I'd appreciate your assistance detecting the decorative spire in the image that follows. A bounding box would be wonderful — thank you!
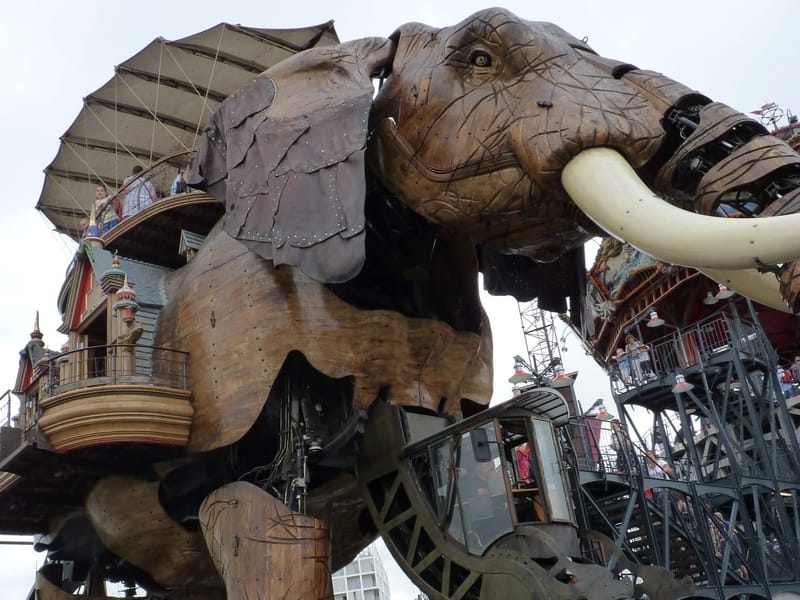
[26,311,46,366]
[30,310,43,342]
[113,275,139,325]
[100,250,126,294]
[82,206,104,250]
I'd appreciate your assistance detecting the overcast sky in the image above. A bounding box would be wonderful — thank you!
[1,1,797,597]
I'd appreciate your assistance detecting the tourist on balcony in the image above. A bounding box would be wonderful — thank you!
[777,366,794,399]
[171,166,189,195]
[122,165,157,218]
[611,348,631,386]
[791,356,800,384]
[94,185,120,233]
[625,334,655,383]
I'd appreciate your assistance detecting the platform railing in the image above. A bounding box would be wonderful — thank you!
[44,344,189,398]
[610,314,766,393]
[0,390,12,428]
[97,150,194,229]
[566,418,645,476]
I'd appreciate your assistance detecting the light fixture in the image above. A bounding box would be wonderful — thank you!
[671,373,694,393]
[646,310,665,328]
[716,283,735,300]
[550,364,574,388]
[508,355,533,384]
[702,291,720,306]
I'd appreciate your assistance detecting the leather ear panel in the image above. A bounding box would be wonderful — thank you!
[187,38,394,284]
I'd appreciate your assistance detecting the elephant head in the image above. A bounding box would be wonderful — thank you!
[188,7,800,314]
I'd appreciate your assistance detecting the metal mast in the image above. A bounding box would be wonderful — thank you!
[517,299,565,377]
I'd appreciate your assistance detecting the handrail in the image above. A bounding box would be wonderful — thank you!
[45,344,190,398]
[96,150,195,230]
[608,314,767,393]
[0,390,13,428]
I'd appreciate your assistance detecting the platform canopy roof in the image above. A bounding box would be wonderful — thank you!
[37,21,339,239]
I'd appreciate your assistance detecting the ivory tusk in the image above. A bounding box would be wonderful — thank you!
[700,268,790,313]
[561,147,800,270]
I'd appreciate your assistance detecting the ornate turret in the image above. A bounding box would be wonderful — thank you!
[23,311,46,369]
[113,275,139,325]
[100,251,126,294]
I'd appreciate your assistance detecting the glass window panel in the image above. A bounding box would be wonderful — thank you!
[346,563,360,575]
[347,576,361,590]
[361,573,375,587]
[532,418,573,522]
[333,578,346,593]
[456,425,513,553]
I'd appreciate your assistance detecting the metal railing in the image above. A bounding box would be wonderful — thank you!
[609,314,766,393]
[96,150,194,229]
[565,418,646,476]
[0,390,13,428]
[45,344,189,398]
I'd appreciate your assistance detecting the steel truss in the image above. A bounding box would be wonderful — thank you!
[566,303,800,599]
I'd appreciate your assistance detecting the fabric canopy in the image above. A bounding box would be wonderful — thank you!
[37,21,339,239]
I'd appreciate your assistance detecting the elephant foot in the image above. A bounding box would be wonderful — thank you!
[199,481,333,600]
[780,260,800,314]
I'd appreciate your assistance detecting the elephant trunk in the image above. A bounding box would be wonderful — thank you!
[559,65,800,313]
[651,99,800,312]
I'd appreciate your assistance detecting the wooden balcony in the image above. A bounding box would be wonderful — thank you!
[35,344,193,453]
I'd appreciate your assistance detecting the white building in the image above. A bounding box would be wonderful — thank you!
[332,545,391,600]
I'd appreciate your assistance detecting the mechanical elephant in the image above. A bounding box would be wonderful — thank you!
[85,7,800,600]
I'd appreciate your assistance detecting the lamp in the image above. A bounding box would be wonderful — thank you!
[508,355,533,384]
[716,283,735,300]
[671,373,694,393]
[646,310,665,328]
[550,364,574,388]
[702,291,720,306]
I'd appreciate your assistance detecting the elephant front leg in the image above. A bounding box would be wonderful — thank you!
[199,481,333,600]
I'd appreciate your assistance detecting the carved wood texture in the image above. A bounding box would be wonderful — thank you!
[156,226,493,452]
[200,481,333,600]
[85,476,225,595]
[38,385,193,452]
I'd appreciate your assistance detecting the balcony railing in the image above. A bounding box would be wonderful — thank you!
[609,314,767,393]
[96,150,194,229]
[45,344,189,398]
[0,390,12,428]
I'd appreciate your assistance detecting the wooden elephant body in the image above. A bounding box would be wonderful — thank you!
[29,7,800,600]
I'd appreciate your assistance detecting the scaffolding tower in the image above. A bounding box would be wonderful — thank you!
[566,302,800,599]
[517,300,565,379]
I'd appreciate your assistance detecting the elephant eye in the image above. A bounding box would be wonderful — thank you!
[470,50,492,68]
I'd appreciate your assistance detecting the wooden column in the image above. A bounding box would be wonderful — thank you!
[200,481,333,600]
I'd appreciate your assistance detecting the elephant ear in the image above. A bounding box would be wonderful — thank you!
[187,37,395,283]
